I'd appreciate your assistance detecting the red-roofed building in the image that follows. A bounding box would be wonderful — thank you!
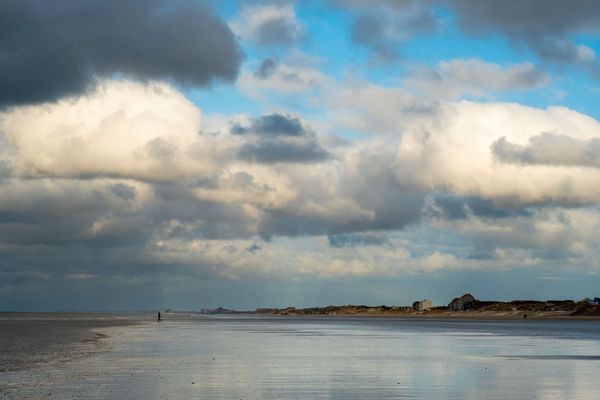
[448,293,476,311]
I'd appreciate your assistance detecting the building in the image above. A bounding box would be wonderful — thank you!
[448,293,476,311]
[412,299,433,311]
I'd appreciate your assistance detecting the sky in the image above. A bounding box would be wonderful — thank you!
[1,0,600,311]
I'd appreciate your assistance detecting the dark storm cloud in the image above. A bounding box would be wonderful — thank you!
[0,0,243,107]
[232,114,330,164]
[449,0,600,69]
[328,232,389,247]
[492,133,600,168]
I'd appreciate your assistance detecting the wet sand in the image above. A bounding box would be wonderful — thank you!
[2,314,600,399]
[0,313,140,372]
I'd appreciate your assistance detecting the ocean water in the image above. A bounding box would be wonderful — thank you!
[2,315,600,399]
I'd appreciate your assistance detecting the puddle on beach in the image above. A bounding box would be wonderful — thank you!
[2,316,600,399]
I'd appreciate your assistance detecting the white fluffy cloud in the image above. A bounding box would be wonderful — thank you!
[394,101,600,205]
[0,80,231,181]
[322,79,600,206]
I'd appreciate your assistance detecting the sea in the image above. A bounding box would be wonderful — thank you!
[2,314,600,399]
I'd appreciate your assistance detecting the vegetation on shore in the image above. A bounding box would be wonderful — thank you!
[199,300,600,318]
[257,300,600,317]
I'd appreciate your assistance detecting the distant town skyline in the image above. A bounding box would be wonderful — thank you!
[1,0,600,310]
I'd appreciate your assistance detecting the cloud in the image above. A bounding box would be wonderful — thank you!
[231,4,303,46]
[255,58,279,79]
[323,80,600,206]
[13,82,598,255]
[109,183,137,200]
[232,113,305,136]
[0,80,421,255]
[492,133,600,168]
[449,0,600,71]
[0,80,231,181]
[231,114,331,164]
[429,195,529,220]
[392,101,600,206]
[238,141,331,164]
[240,57,325,95]
[336,0,439,63]
[338,0,600,71]
[0,178,154,246]
[324,81,425,135]
[405,59,549,99]
[450,207,600,262]
[3,76,600,302]
[450,0,600,39]
[0,0,242,107]
[351,13,403,63]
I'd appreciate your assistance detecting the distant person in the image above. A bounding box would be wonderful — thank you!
[158,312,162,322]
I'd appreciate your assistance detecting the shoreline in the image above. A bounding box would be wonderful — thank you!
[241,299,600,320]
[250,311,600,321]
[251,312,600,322]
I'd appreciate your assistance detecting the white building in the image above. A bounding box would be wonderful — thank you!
[412,299,433,311]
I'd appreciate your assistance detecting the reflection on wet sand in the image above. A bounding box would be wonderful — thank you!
[2,315,600,399]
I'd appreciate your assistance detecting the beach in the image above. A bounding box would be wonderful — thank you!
[2,313,600,399]
[0,313,139,373]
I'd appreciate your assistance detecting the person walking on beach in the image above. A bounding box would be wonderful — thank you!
[158,311,161,322]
